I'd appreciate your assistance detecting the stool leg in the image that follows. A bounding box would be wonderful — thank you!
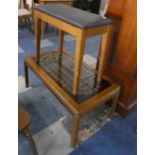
[25,127,38,155]
[73,32,86,95]
[58,30,64,66]
[35,17,41,64]
[24,62,29,88]
[71,114,80,147]
[59,30,64,56]
[97,26,110,81]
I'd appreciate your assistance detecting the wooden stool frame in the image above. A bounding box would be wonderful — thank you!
[35,9,109,95]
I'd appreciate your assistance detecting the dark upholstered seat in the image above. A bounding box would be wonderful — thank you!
[35,4,113,29]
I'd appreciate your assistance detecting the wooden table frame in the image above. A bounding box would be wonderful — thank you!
[24,50,120,147]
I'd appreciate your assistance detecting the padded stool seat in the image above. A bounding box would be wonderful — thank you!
[35,4,113,29]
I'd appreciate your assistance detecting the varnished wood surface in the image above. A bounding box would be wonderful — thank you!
[97,26,110,81]
[35,17,42,63]
[58,30,64,56]
[113,0,137,76]
[18,105,31,132]
[73,31,86,95]
[107,0,126,17]
[103,0,137,116]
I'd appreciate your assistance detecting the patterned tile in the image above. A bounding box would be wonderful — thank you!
[64,35,75,42]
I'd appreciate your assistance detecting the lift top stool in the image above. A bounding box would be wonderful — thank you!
[34,4,114,95]
[24,4,120,147]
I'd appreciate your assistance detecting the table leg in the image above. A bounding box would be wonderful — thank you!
[24,62,29,88]
[71,114,80,147]
[109,93,120,118]
[59,29,64,56]
[97,26,110,81]
[73,32,86,95]
[35,17,42,64]
[25,127,38,155]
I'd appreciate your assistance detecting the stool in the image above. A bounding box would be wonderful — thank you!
[34,4,113,95]
[18,105,38,155]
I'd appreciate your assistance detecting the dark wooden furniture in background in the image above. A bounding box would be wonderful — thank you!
[102,0,137,116]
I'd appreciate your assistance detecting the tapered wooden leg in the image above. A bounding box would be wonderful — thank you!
[59,29,64,55]
[109,93,119,118]
[25,127,38,155]
[35,17,41,64]
[97,26,110,81]
[71,114,80,147]
[24,62,29,88]
[73,32,86,95]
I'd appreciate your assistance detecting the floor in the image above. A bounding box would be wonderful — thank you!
[18,26,137,155]
[69,109,137,155]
